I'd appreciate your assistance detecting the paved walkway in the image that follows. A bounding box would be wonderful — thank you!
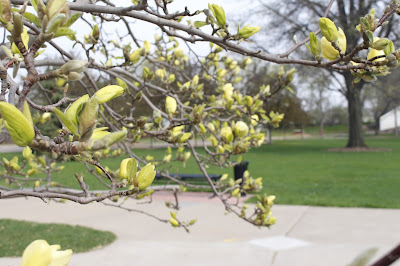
[0,192,399,266]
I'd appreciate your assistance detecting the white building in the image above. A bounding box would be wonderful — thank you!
[380,107,400,131]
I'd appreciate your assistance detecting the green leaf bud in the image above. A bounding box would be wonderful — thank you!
[309,32,321,58]
[209,4,226,27]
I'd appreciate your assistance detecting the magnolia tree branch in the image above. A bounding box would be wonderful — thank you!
[10,0,396,71]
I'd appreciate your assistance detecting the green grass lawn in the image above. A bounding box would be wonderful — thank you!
[1,137,400,208]
[0,219,116,257]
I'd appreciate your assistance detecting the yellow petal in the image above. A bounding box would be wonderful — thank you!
[21,240,52,266]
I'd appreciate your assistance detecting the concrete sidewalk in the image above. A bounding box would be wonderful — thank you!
[0,193,399,266]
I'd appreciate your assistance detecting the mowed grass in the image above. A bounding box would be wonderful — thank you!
[1,137,400,208]
[0,219,116,257]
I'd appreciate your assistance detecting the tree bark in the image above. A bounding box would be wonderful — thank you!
[344,73,367,147]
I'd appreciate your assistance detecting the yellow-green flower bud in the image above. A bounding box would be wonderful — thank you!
[90,130,127,151]
[165,96,177,115]
[199,123,206,134]
[60,60,88,75]
[27,168,38,176]
[222,83,234,100]
[77,96,99,142]
[266,216,277,225]
[94,85,125,104]
[221,126,233,143]
[116,78,128,90]
[251,115,259,126]
[129,48,142,64]
[231,188,240,197]
[67,72,84,81]
[174,48,183,58]
[0,101,34,147]
[134,163,156,190]
[179,132,192,143]
[119,158,137,182]
[163,154,172,163]
[321,28,346,61]
[23,146,33,160]
[319,18,338,42]
[183,151,191,161]
[370,37,389,50]
[155,68,166,79]
[234,121,249,138]
[170,217,179,227]
[144,40,151,53]
[238,25,261,39]
[243,96,253,107]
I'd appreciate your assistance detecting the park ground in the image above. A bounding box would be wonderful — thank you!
[0,134,400,265]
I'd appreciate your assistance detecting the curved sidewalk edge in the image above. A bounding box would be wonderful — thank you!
[0,195,399,266]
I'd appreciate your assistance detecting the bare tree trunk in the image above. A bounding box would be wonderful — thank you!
[345,74,367,148]
[394,107,399,137]
[374,115,380,135]
[267,126,272,144]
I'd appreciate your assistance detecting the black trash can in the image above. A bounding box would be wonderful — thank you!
[234,161,249,181]
[234,161,249,197]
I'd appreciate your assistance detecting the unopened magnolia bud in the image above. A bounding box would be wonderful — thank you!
[23,146,33,160]
[90,130,127,150]
[199,123,206,134]
[221,126,233,143]
[370,38,389,50]
[0,101,34,147]
[94,85,125,104]
[183,151,191,161]
[12,12,23,38]
[67,72,84,81]
[60,60,88,75]
[243,96,253,107]
[234,121,249,138]
[129,48,142,64]
[238,25,261,39]
[321,28,347,61]
[384,41,395,56]
[179,132,192,143]
[119,158,137,182]
[319,18,338,42]
[78,96,99,142]
[65,94,89,125]
[170,217,179,227]
[231,188,240,197]
[165,96,177,115]
[134,163,156,190]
